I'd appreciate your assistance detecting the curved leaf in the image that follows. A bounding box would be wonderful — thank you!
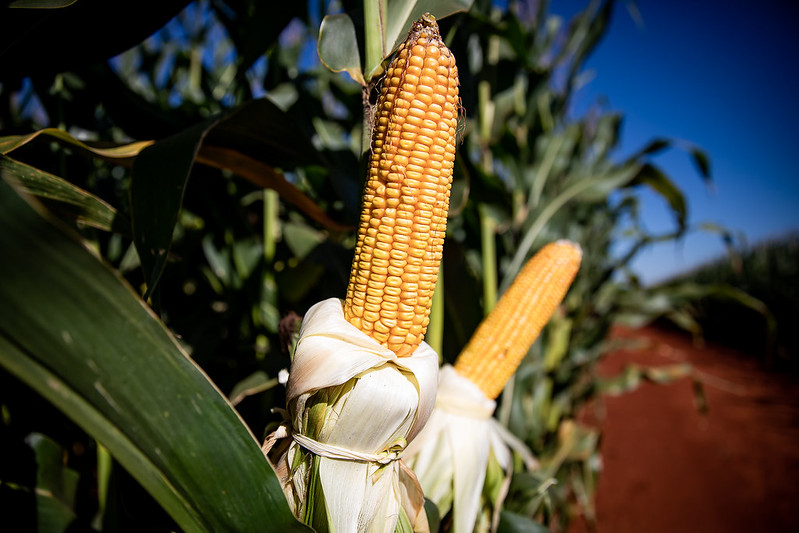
[131,116,219,300]
[630,162,687,232]
[0,128,153,163]
[0,155,129,233]
[132,98,346,298]
[318,14,366,86]
[9,0,77,8]
[0,179,309,533]
[196,146,349,232]
[690,146,712,181]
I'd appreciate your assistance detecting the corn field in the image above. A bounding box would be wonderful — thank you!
[0,1,742,531]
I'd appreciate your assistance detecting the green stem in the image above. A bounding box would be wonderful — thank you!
[479,205,497,315]
[96,443,111,522]
[263,188,278,264]
[426,261,444,359]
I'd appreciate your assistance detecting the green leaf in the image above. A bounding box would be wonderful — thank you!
[0,180,310,533]
[690,146,712,181]
[633,137,671,157]
[319,2,474,84]
[9,0,77,9]
[0,155,129,234]
[229,371,280,407]
[630,162,687,232]
[202,98,324,170]
[132,98,345,299]
[0,128,152,162]
[503,165,639,291]
[27,433,80,531]
[423,498,441,533]
[318,14,366,86]
[384,0,475,55]
[132,116,218,300]
[497,510,550,533]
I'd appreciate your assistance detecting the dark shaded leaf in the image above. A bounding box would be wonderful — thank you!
[630,162,687,232]
[497,510,549,533]
[0,155,129,233]
[0,179,310,532]
[131,116,219,300]
[0,0,191,80]
[9,0,77,8]
[202,98,324,170]
[196,145,349,231]
[690,146,712,181]
[0,128,152,163]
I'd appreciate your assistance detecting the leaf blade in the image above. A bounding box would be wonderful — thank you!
[0,180,309,532]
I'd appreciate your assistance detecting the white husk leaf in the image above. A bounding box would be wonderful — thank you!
[268,298,438,533]
[404,365,536,533]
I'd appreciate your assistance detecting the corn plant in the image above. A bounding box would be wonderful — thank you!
[0,0,743,531]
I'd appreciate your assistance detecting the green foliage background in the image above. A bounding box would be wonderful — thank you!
[0,0,756,531]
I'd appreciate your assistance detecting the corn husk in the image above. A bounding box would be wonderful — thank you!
[265,298,438,532]
[404,365,536,533]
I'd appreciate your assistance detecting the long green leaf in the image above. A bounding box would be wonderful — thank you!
[0,155,129,233]
[0,180,309,533]
[0,128,153,162]
[132,117,218,300]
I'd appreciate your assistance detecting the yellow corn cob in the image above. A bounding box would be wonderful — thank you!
[454,240,582,399]
[343,13,459,358]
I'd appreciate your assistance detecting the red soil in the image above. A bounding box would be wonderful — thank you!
[569,326,799,533]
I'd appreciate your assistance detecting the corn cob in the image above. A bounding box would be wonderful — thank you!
[454,240,582,399]
[343,13,459,358]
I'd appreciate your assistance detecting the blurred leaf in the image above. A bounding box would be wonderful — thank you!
[197,146,349,231]
[0,179,310,532]
[202,98,324,170]
[504,167,639,291]
[318,14,366,86]
[132,98,344,299]
[27,433,79,531]
[689,146,712,181]
[9,0,77,7]
[0,155,129,233]
[423,498,441,533]
[229,371,280,407]
[216,0,305,70]
[632,137,670,158]
[497,510,549,533]
[630,162,687,232]
[283,222,326,260]
[384,0,475,55]
[35,492,77,533]
[0,128,153,163]
[0,0,191,79]
[599,363,694,395]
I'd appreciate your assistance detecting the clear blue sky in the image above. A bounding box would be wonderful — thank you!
[552,0,799,284]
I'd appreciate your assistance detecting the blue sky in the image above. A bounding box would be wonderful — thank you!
[552,0,799,284]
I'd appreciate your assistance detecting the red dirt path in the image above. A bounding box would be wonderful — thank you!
[569,326,799,533]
